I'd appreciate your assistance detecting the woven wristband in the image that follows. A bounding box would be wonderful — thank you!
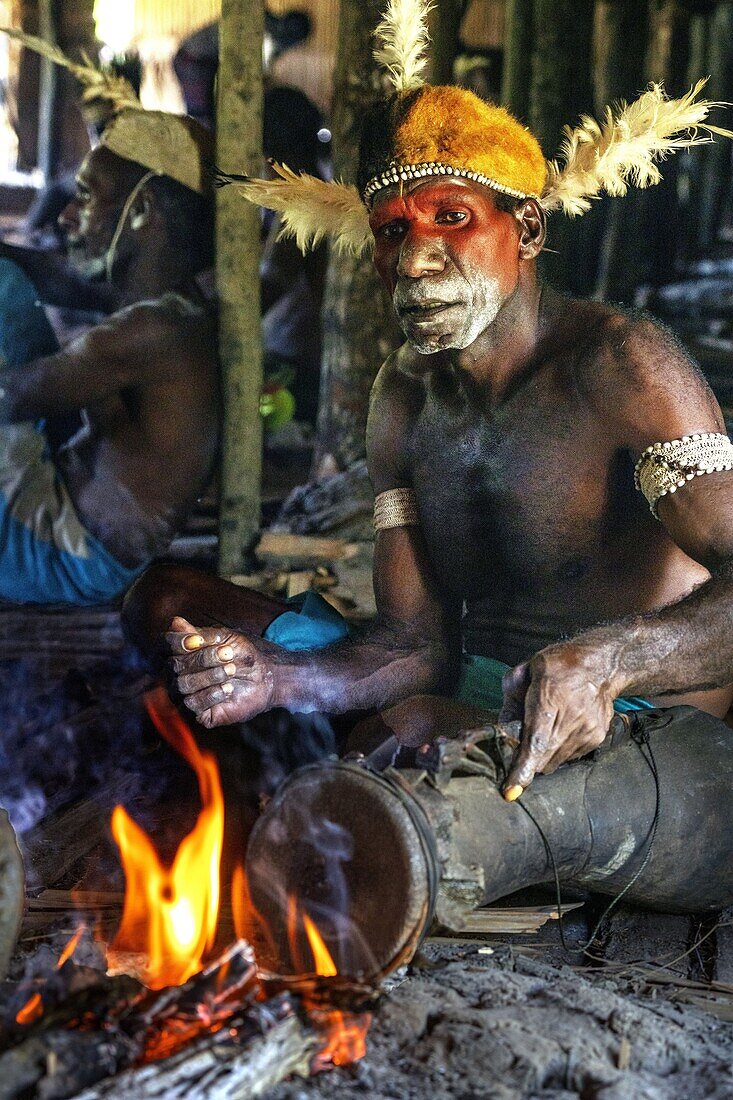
[374,487,419,531]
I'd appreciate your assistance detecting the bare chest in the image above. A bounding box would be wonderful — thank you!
[404,384,637,600]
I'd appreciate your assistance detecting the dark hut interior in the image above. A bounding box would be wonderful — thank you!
[0,1,731,1097]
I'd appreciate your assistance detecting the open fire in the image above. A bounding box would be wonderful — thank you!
[108,688,223,990]
[9,686,371,1088]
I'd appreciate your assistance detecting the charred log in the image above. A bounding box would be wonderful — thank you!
[0,942,315,1100]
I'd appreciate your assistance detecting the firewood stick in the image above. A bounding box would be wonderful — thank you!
[74,1003,316,1099]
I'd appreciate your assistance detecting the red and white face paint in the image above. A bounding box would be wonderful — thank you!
[369,178,521,354]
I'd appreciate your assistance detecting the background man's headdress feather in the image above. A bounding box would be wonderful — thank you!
[0,27,140,119]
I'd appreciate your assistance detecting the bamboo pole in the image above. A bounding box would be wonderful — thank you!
[36,0,58,179]
[216,0,264,576]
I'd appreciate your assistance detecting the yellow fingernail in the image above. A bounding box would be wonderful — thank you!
[504,784,524,802]
[218,645,234,662]
[222,682,233,695]
[224,663,236,676]
[183,634,204,652]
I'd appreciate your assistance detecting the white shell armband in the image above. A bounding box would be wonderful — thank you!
[373,487,419,531]
[634,432,733,518]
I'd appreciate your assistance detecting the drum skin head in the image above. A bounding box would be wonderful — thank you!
[245,761,437,984]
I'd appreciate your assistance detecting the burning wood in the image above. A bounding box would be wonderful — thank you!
[74,998,316,1100]
[0,687,376,1098]
[0,940,316,1099]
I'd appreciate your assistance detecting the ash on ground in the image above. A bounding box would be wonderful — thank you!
[268,940,733,1100]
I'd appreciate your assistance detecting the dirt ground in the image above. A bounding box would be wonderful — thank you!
[269,940,733,1100]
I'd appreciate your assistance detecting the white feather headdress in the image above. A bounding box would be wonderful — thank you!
[0,27,140,123]
[373,0,433,93]
[541,80,733,216]
[216,164,372,257]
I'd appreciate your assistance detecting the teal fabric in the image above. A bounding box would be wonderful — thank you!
[455,654,508,711]
[455,653,653,713]
[263,588,351,651]
[0,257,58,368]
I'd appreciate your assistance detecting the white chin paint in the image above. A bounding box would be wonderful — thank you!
[396,268,505,355]
[69,252,108,281]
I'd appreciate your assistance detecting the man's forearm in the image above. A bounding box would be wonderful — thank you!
[269,625,454,714]
[574,563,733,698]
[0,242,117,312]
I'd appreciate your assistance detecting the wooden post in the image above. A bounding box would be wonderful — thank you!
[529,0,595,293]
[593,0,650,301]
[593,0,650,113]
[501,0,533,120]
[216,0,264,576]
[36,0,58,179]
[597,0,692,300]
[642,0,691,284]
[695,2,733,251]
[313,0,402,474]
[429,0,470,86]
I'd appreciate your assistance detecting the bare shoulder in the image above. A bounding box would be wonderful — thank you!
[115,294,213,346]
[367,344,424,492]
[568,301,724,451]
[370,343,426,412]
[80,294,216,377]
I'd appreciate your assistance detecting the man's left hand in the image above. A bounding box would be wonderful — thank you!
[499,642,619,798]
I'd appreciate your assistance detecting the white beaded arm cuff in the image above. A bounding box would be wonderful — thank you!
[634,432,733,518]
[373,487,419,531]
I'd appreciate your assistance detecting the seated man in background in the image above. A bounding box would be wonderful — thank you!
[0,101,219,605]
[128,5,733,797]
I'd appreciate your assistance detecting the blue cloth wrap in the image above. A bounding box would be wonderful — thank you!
[265,590,653,712]
[264,589,352,650]
[0,258,144,605]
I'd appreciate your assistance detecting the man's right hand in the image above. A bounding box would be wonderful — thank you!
[167,615,277,727]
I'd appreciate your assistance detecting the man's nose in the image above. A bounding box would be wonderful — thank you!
[396,231,446,278]
[57,198,80,236]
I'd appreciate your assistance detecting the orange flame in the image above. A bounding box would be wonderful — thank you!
[15,924,86,1026]
[108,687,224,990]
[302,910,370,1067]
[15,991,43,1026]
[57,924,86,968]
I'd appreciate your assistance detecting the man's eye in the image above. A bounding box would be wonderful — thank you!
[436,210,467,224]
[377,221,406,240]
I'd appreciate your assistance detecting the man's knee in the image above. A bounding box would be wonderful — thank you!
[121,562,201,653]
[349,694,496,752]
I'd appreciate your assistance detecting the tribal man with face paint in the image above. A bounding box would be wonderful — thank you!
[129,1,733,799]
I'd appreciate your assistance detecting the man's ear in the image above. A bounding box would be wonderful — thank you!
[515,198,546,259]
[129,186,154,231]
